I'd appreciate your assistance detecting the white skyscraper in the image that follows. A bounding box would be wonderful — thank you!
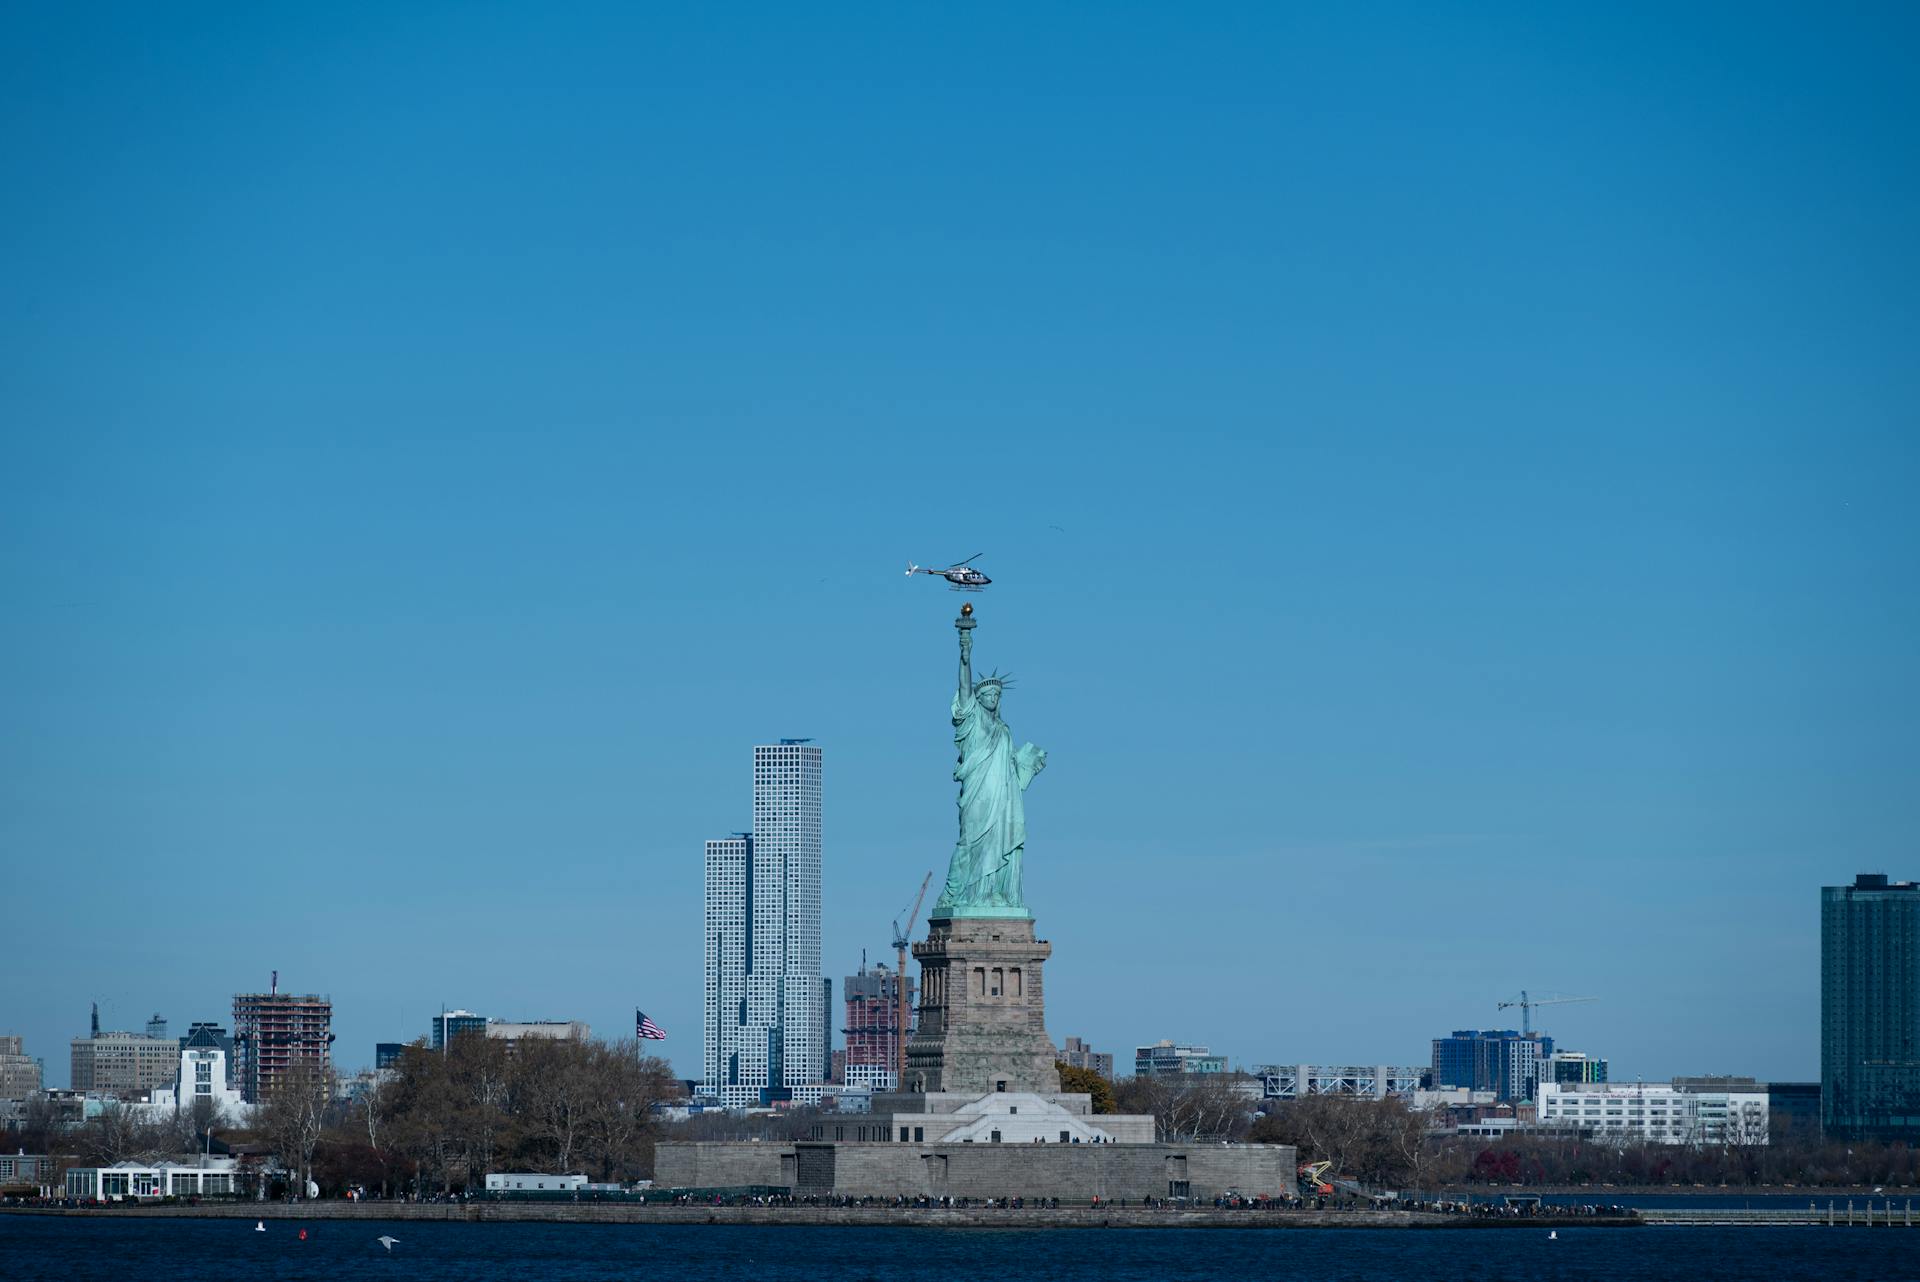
[702,835,752,1103]
[703,740,824,1107]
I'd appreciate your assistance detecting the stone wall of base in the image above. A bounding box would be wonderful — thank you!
[656,1141,1297,1201]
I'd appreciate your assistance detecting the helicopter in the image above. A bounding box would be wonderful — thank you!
[905,553,991,591]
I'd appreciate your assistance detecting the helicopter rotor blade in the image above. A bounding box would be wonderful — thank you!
[954,553,983,567]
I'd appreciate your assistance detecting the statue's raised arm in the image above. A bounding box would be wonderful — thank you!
[957,622,974,707]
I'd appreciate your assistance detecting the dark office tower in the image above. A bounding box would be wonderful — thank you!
[1822,874,1920,1140]
[430,1010,487,1050]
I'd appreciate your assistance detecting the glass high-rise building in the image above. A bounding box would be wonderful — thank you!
[1545,1051,1609,1085]
[1822,873,1920,1140]
[430,1010,487,1050]
[703,834,752,1101]
[703,740,824,1107]
[1430,1029,1553,1101]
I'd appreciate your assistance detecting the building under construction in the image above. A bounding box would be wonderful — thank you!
[232,973,333,1104]
[842,960,914,1090]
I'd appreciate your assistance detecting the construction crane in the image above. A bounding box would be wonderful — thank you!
[892,872,933,1086]
[1497,989,1597,1037]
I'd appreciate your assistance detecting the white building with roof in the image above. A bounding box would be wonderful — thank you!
[130,1043,253,1125]
[485,1172,587,1192]
[1536,1081,1768,1145]
[65,1157,245,1201]
[893,1092,1134,1144]
[485,1020,590,1045]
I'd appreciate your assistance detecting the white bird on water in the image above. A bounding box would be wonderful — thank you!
[1548,1230,1558,1241]
[376,1236,401,1252]
[254,1221,265,1232]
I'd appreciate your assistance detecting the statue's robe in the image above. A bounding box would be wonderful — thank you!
[941,687,1037,910]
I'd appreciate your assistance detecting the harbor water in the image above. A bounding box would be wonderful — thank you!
[3,1217,1916,1281]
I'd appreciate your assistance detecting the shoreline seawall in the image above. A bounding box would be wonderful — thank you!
[1,1203,1637,1229]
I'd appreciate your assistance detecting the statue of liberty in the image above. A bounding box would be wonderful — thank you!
[937,607,1047,917]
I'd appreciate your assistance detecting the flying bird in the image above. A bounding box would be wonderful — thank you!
[377,1235,401,1251]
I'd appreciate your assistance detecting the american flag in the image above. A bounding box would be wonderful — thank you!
[636,1010,667,1041]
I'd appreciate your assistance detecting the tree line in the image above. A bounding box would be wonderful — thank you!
[321,1036,678,1194]
[1079,1070,1920,1192]
[18,1054,1920,1196]
[18,1036,677,1197]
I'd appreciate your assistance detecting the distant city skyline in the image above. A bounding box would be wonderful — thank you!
[5,4,1916,1091]
[7,869,1904,1094]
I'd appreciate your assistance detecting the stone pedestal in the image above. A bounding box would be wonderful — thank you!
[903,915,1060,1095]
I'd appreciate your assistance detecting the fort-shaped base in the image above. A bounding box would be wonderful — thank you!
[904,916,1060,1095]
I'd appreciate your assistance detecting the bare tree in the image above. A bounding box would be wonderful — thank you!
[80,1101,168,1165]
[81,1101,134,1164]
[154,1095,227,1156]
[451,1037,517,1184]
[1114,1073,1255,1141]
[259,1064,331,1196]
[1383,1099,1440,1191]
[1718,1103,1772,1186]
[1255,1094,1372,1179]
[581,1043,677,1181]
[354,1073,389,1153]
[519,1040,593,1173]
[12,1093,61,1154]
[1250,1094,1448,1189]
[389,1050,461,1194]
[342,1071,407,1196]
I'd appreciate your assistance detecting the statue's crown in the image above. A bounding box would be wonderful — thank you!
[975,669,1014,691]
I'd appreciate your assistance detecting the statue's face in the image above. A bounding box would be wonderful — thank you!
[978,685,1001,711]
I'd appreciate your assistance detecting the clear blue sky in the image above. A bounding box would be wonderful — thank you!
[4,3,1915,1088]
